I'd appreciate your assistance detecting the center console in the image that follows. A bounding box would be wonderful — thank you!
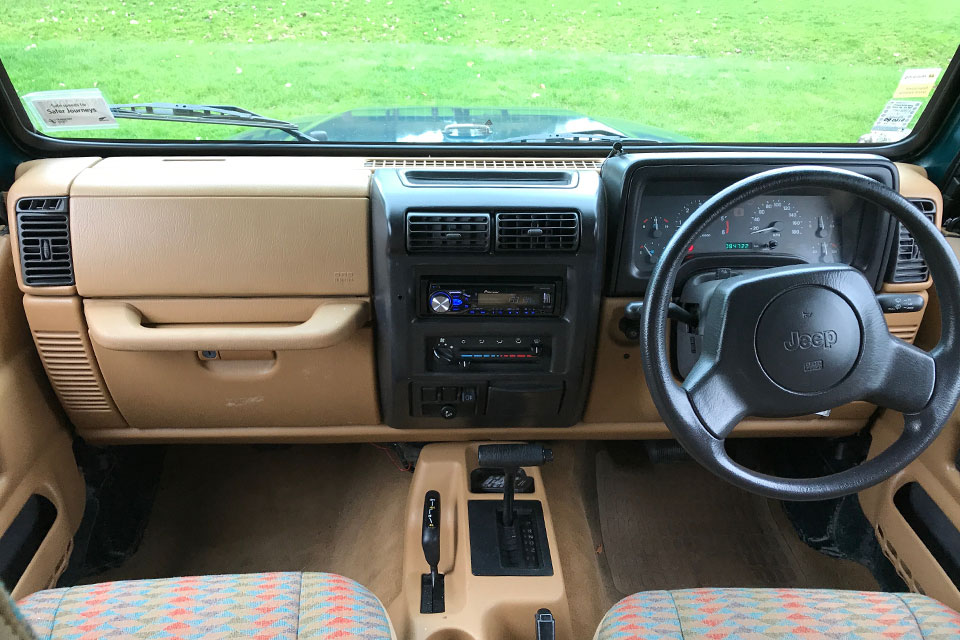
[371,169,605,429]
[391,442,572,640]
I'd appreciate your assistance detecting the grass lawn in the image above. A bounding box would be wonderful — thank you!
[0,0,956,143]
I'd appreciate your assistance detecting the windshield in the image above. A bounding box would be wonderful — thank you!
[0,1,956,145]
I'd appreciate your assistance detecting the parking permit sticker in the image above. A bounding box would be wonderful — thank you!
[22,89,117,131]
[872,100,922,132]
[893,68,941,99]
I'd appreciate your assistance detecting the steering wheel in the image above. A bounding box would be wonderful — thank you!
[640,166,960,501]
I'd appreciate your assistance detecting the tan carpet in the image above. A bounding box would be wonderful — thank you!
[541,442,622,640]
[595,446,880,595]
[84,444,413,606]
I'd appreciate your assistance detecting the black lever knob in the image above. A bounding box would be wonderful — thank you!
[478,443,553,468]
[478,444,553,528]
[421,490,441,586]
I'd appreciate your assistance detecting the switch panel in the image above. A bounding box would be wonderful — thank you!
[415,384,480,419]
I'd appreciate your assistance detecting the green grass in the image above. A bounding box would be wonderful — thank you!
[0,0,956,143]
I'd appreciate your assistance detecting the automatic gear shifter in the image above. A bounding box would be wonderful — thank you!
[477,444,553,526]
[469,444,555,576]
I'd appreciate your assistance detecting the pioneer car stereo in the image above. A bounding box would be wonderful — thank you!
[421,280,559,317]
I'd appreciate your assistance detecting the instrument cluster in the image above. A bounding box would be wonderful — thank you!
[635,193,843,268]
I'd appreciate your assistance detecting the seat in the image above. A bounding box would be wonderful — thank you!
[595,588,960,639]
[14,572,395,640]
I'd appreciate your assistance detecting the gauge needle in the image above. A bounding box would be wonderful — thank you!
[750,223,780,235]
[641,245,655,263]
[816,215,827,238]
[650,218,662,238]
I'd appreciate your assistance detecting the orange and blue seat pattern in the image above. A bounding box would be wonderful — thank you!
[595,588,960,639]
[16,572,393,640]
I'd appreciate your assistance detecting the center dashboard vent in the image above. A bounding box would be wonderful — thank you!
[496,212,580,252]
[15,197,74,287]
[887,198,937,284]
[406,212,491,252]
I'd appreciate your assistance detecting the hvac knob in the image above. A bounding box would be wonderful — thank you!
[429,292,453,314]
[433,344,457,364]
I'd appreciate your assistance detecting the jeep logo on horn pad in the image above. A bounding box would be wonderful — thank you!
[783,330,838,351]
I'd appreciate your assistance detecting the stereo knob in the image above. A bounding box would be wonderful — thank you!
[429,292,453,314]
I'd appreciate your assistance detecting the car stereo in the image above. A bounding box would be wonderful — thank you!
[421,280,559,317]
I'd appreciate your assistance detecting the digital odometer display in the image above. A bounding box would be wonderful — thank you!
[725,242,751,250]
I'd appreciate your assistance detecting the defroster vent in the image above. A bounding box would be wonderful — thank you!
[496,211,580,252]
[15,197,74,286]
[887,198,937,284]
[406,212,490,252]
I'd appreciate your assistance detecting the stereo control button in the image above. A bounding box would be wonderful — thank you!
[429,292,452,313]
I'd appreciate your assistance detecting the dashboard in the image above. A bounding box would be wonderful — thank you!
[5,152,939,443]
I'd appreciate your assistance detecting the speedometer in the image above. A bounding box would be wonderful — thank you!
[748,199,790,249]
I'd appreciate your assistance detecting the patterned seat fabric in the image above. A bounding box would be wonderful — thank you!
[595,588,960,640]
[15,572,395,640]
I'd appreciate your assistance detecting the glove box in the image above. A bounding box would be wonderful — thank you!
[83,297,379,430]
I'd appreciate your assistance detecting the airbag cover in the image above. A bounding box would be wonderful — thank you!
[755,286,861,393]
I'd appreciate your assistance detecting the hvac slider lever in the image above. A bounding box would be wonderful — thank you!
[420,490,444,614]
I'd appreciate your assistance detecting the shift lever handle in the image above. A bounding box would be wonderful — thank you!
[478,443,554,468]
[478,444,553,527]
[421,490,441,587]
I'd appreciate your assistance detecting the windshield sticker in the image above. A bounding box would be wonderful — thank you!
[22,89,117,131]
[892,68,941,99]
[871,100,922,132]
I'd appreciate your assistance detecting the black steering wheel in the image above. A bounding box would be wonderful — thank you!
[640,166,960,501]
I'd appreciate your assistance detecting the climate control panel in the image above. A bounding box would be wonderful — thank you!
[428,336,550,371]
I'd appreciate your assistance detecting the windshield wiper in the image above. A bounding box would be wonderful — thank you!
[494,130,660,144]
[109,102,319,142]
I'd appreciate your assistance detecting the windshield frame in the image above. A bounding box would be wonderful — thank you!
[1,47,958,161]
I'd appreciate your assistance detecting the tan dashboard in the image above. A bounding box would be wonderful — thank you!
[4,156,943,443]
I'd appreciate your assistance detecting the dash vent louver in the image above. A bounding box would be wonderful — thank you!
[888,198,937,284]
[495,211,580,252]
[15,197,74,286]
[406,212,490,252]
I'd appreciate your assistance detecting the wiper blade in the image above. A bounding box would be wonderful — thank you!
[109,102,319,142]
[495,130,661,144]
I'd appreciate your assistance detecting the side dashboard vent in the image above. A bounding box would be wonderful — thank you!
[406,212,490,252]
[15,197,74,287]
[496,211,580,252]
[33,331,114,413]
[888,198,937,284]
